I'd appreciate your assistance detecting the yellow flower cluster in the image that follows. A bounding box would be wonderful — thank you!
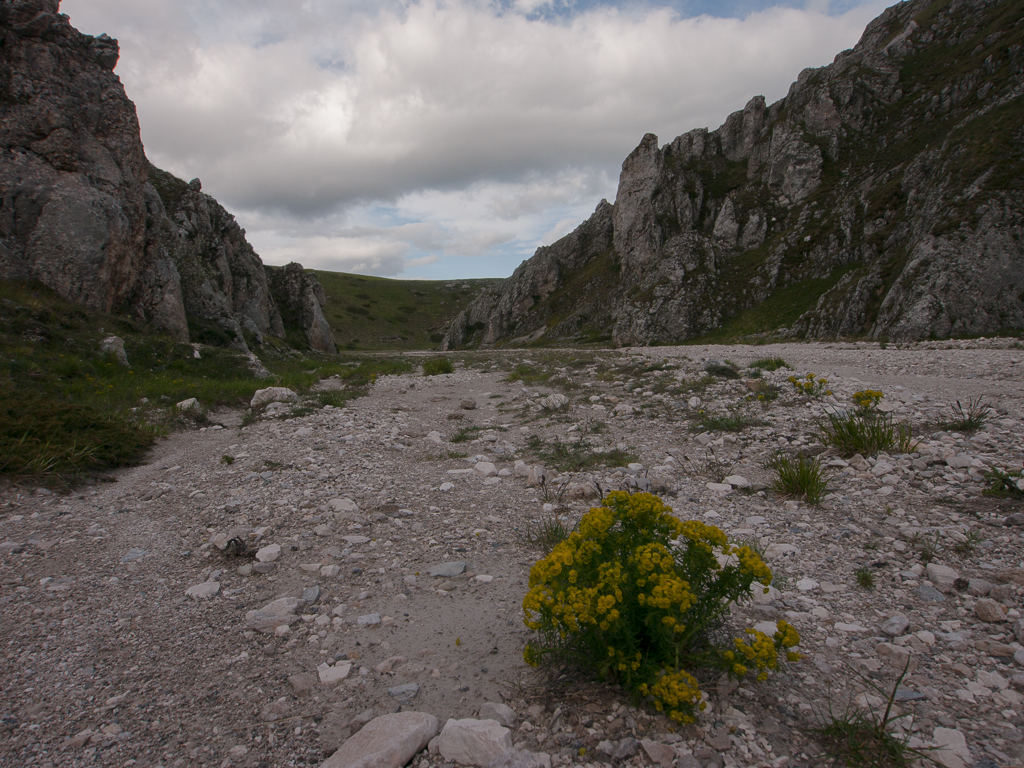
[639,669,704,724]
[788,373,833,398]
[852,389,884,410]
[732,546,772,586]
[521,491,801,725]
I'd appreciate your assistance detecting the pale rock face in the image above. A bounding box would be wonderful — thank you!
[442,0,1024,348]
[0,7,329,350]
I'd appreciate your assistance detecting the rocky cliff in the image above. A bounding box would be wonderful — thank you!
[0,0,333,353]
[444,0,1024,349]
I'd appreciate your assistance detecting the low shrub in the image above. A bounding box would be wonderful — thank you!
[422,357,454,376]
[522,491,800,724]
[705,363,740,379]
[766,452,829,505]
[818,411,915,457]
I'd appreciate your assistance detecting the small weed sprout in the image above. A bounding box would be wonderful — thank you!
[788,373,832,398]
[953,531,982,557]
[522,492,800,724]
[855,567,876,590]
[984,468,1024,499]
[813,662,936,768]
[766,452,829,505]
[220,455,234,465]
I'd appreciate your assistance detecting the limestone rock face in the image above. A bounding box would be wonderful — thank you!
[0,3,327,352]
[266,262,336,353]
[445,0,1024,348]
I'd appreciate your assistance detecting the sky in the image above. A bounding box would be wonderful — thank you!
[61,0,890,280]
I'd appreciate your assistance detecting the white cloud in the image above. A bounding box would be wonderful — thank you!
[61,0,888,277]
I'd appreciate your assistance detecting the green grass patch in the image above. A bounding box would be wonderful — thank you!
[422,356,454,376]
[693,412,763,433]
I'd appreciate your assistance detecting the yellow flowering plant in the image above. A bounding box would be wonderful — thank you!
[852,389,884,411]
[522,491,799,724]
[788,373,832,398]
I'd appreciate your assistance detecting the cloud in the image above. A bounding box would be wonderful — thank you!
[61,0,888,277]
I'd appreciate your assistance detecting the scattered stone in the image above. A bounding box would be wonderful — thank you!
[478,702,516,727]
[914,584,946,603]
[975,598,1007,623]
[288,672,318,693]
[460,400,477,410]
[357,613,381,627]
[428,562,466,578]
[612,738,640,761]
[931,727,972,768]
[318,662,352,684]
[474,462,498,478]
[251,387,299,408]
[436,718,513,767]
[881,614,910,637]
[486,750,547,768]
[388,682,420,703]
[320,712,439,768]
[99,336,129,366]
[255,544,281,562]
[926,563,960,593]
[176,397,201,413]
[184,581,220,599]
[640,738,675,767]
[245,597,304,634]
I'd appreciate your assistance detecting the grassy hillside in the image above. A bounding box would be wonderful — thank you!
[314,271,501,350]
[0,281,411,486]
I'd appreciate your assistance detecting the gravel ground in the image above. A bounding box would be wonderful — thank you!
[2,338,1023,768]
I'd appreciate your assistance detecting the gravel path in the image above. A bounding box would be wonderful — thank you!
[2,339,1023,768]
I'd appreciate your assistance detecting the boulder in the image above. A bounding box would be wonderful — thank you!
[435,719,513,767]
[99,336,129,367]
[251,388,299,408]
[320,712,439,768]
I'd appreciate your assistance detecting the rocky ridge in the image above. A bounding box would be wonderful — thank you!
[0,1,332,353]
[2,340,1024,768]
[444,0,1024,349]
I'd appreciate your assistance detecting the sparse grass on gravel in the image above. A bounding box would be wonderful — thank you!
[812,665,937,768]
[526,435,638,472]
[766,452,829,504]
[818,411,915,457]
[939,397,991,433]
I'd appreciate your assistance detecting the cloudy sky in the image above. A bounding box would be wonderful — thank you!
[62,0,889,280]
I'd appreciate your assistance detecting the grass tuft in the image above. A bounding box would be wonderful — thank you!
[750,357,791,371]
[855,567,876,590]
[818,411,915,458]
[940,397,991,434]
[766,452,829,505]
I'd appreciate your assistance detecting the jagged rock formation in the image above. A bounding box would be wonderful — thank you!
[444,0,1024,349]
[266,262,336,353]
[0,0,329,352]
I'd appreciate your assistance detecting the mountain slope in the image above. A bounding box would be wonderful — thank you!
[443,0,1024,349]
[0,0,332,353]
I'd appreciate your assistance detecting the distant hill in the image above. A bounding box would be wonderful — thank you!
[315,272,501,350]
[443,0,1024,349]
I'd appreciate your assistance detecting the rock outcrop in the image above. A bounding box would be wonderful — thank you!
[444,0,1024,348]
[266,262,336,353]
[0,0,331,352]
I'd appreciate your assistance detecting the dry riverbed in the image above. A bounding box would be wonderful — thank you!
[2,339,1024,768]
